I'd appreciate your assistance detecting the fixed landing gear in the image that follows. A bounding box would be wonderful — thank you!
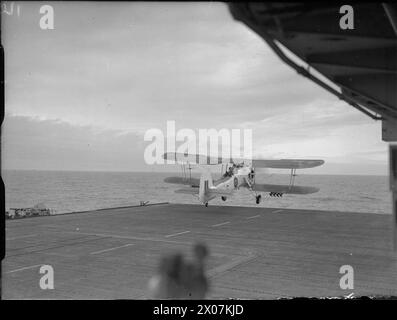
[205,202,208,207]
[221,196,227,201]
[255,194,262,204]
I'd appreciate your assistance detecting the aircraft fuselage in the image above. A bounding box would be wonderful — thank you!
[199,165,255,205]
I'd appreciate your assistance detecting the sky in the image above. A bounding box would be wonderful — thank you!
[1,1,389,175]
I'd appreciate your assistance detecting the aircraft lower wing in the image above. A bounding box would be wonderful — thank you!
[207,188,234,196]
[175,187,234,197]
[175,188,199,195]
[252,183,319,194]
[164,176,200,187]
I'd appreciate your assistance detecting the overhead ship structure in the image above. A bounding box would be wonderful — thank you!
[228,2,397,140]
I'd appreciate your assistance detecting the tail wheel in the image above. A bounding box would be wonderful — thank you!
[205,202,208,207]
[255,194,261,204]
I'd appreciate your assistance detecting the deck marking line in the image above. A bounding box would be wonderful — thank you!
[272,209,284,213]
[90,243,134,255]
[208,254,256,278]
[246,215,260,219]
[165,231,190,238]
[6,234,38,241]
[212,221,230,227]
[6,264,42,274]
[62,231,192,245]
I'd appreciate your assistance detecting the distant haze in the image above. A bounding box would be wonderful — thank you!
[2,2,388,175]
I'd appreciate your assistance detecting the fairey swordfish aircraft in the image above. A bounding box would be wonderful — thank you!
[162,152,324,207]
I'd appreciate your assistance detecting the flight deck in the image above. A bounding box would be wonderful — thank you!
[3,203,397,299]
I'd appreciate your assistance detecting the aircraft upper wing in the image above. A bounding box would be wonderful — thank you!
[163,152,324,169]
[252,159,324,169]
[252,183,319,194]
[164,176,200,187]
[163,152,234,165]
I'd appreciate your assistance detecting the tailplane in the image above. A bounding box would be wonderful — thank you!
[198,170,234,205]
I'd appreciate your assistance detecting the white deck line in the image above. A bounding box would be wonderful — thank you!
[6,264,42,274]
[211,221,230,227]
[90,244,134,255]
[272,209,284,213]
[6,234,38,241]
[246,215,260,219]
[165,231,191,238]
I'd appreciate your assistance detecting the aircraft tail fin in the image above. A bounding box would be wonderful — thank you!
[199,170,213,199]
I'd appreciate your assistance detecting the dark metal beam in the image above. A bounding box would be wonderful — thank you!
[389,145,397,250]
[312,62,397,74]
[334,74,397,118]
[307,47,397,73]
[229,3,384,121]
[383,3,397,36]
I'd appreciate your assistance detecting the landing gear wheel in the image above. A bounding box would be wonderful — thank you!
[205,202,208,207]
[221,196,227,201]
[255,194,261,204]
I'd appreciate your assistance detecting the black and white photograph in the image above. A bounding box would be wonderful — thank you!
[1,1,397,303]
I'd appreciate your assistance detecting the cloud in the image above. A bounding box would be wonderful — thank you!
[2,2,388,174]
[2,115,148,171]
[4,2,331,131]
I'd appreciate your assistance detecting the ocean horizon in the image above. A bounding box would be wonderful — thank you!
[2,169,392,215]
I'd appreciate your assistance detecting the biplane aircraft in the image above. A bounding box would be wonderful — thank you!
[162,152,324,207]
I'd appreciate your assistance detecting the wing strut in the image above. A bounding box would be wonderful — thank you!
[288,168,297,190]
[188,163,192,182]
[181,164,186,181]
[180,162,193,183]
